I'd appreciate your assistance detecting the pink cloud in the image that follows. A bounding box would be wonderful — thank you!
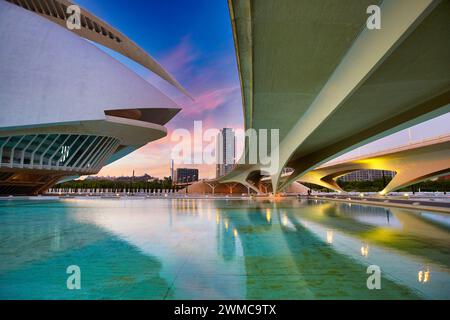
[95,36,244,179]
[160,36,198,75]
[181,85,240,115]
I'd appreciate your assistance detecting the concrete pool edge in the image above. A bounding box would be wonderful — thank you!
[1,194,449,214]
[308,196,450,214]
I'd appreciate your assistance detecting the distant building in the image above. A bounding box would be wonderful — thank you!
[216,128,236,178]
[86,173,156,182]
[116,173,155,182]
[339,170,395,182]
[174,168,199,184]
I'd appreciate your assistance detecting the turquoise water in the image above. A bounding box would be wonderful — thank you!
[0,198,449,299]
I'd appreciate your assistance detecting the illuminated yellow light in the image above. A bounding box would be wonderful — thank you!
[233,228,238,237]
[359,193,364,197]
[266,209,271,223]
[326,230,334,244]
[224,219,229,230]
[271,193,282,201]
[360,243,369,257]
[403,193,409,197]
[418,269,430,283]
[424,271,430,283]
[216,213,220,225]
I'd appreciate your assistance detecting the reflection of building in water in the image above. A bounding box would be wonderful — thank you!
[326,230,334,244]
[339,169,395,182]
[266,209,271,223]
[418,268,431,283]
[281,213,289,227]
[336,203,401,228]
[0,211,108,273]
[216,214,237,261]
[360,243,369,257]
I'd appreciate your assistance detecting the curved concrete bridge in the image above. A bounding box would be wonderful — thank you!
[188,135,449,196]
[294,134,450,195]
[220,0,450,193]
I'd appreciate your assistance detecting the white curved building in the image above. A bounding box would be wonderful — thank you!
[0,0,186,195]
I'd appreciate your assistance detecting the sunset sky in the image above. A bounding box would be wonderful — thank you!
[77,0,449,179]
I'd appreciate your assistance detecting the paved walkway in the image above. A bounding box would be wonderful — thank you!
[305,194,450,213]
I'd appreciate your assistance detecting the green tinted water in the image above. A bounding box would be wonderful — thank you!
[0,198,449,299]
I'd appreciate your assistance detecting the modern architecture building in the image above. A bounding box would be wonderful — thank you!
[220,0,450,193]
[338,170,395,182]
[0,0,187,195]
[290,134,450,195]
[216,128,236,178]
[174,168,199,184]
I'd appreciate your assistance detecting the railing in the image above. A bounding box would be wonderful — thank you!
[47,188,180,196]
[0,134,120,174]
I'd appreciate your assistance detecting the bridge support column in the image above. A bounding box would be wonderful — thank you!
[380,168,450,195]
[205,182,218,195]
[226,182,239,194]
[295,175,343,193]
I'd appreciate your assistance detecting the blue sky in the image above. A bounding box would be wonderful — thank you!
[77,0,243,177]
[76,0,449,178]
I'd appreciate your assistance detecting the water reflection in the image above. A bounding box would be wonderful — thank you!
[0,200,171,299]
[326,230,334,244]
[361,243,369,258]
[0,198,449,299]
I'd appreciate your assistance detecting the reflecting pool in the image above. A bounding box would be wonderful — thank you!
[0,198,449,299]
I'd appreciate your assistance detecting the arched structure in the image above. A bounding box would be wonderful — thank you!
[295,135,450,195]
[3,0,191,98]
[0,0,186,195]
[220,0,450,193]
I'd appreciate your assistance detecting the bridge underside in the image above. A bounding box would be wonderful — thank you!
[292,138,450,195]
[184,180,309,196]
[221,0,450,192]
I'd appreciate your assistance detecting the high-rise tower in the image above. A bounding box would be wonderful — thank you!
[216,128,236,178]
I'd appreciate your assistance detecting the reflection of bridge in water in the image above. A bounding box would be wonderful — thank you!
[7,198,448,299]
[222,199,450,299]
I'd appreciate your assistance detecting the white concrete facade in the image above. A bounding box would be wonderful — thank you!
[0,1,184,194]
